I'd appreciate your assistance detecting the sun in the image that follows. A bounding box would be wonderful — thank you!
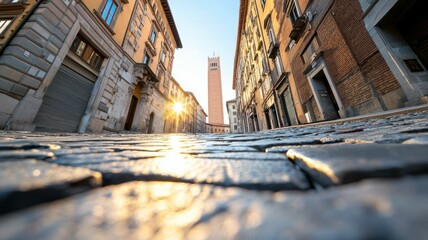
[173,102,184,114]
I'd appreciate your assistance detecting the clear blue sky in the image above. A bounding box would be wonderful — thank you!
[169,0,240,124]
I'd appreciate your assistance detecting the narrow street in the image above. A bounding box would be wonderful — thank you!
[1,109,428,239]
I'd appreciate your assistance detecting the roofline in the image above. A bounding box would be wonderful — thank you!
[170,76,186,93]
[226,99,236,112]
[226,99,237,104]
[185,91,208,115]
[170,78,207,115]
[160,0,183,48]
[206,123,230,127]
[232,0,249,90]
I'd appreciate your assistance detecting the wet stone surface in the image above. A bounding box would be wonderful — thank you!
[0,159,101,214]
[64,158,309,190]
[287,144,428,187]
[1,177,427,240]
[0,110,427,238]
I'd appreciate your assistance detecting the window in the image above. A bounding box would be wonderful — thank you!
[143,52,152,64]
[70,35,104,70]
[210,62,218,69]
[150,28,157,43]
[274,55,283,77]
[0,17,13,36]
[260,0,266,10]
[0,0,19,3]
[233,105,235,109]
[157,68,165,87]
[268,28,275,44]
[289,2,299,26]
[262,57,268,74]
[163,74,170,87]
[101,0,118,26]
[250,12,255,26]
[161,50,166,63]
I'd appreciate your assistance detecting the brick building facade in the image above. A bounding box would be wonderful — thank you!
[281,0,403,122]
[234,0,420,132]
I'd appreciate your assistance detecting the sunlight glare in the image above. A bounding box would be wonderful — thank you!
[173,102,184,114]
[155,135,187,174]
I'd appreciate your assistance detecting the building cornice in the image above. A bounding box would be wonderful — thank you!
[233,0,249,90]
[160,0,182,48]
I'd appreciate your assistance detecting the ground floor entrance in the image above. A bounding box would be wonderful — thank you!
[32,60,96,132]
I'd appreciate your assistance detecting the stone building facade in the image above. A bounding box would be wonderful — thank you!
[196,104,207,133]
[233,0,423,132]
[0,0,182,133]
[226,99,239,133]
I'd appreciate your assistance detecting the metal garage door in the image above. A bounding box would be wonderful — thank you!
[33,61,95,132]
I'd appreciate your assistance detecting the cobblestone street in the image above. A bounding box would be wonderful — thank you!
[1,110,428,239]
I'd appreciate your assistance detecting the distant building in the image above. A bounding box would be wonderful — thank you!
[0,0,182,133]
[226,99,239,133]
[208,56,224,124]
[206,123,230,134]
[163,77,187,133]
[196,105,208,133]
[163,78,207,133]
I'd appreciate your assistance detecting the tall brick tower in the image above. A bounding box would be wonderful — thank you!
[208,56,224,124]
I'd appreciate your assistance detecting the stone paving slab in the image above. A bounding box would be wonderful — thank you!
[0,141,61,150]
[195,152,287,160]
[287,144,428,187]
[1,177,427,240]
[229,138,323,151]
[53,157,309,191]
[0,159,102,214]
[403,135,428,144]
[0,150,55,161]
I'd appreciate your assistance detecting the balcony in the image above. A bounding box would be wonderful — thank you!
[289,16,308,42]
[267,42,279,59]
[134,63,159,83]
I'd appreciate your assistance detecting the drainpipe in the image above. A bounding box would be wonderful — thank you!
[0,0,43,55]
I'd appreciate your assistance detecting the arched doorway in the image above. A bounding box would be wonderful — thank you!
[147,112,155,133]
[125,83,142,130]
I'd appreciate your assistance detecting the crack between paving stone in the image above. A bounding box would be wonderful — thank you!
[284,156,324,192]
[99,172,306,191]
